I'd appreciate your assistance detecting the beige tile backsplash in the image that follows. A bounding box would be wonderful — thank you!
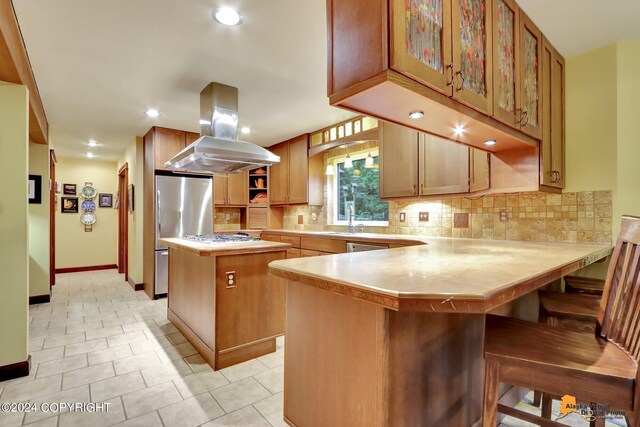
[283,190,613,244]
[214,208,242,231]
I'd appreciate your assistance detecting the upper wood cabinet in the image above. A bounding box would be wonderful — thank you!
[492,0,520,128]
[146,127,200,171]
[519,12,542,139]
[268,135,323,206]
[391,0,493,114]
[540,37,565,189]
[379,122,489,198]
[379,123,419,198]
[214,172,249,207]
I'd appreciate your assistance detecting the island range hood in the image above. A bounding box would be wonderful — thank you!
[164,82,280,173]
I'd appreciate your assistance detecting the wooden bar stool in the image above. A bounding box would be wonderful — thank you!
[564,275,606,295]
[483,215,640,427]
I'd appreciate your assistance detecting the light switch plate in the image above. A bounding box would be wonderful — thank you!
[419,212,429,222]
[298,215,304,225]
[399,212,406,222]
[500,209,509,222]
[225,213,230,220]
[311,212,317,221]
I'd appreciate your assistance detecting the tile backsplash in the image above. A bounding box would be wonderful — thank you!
[283,190,613,244]
[214,207,242,231]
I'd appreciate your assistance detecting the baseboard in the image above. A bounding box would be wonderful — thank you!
[29,293,51,305]
[55,264,118,274]
[0,355,31,381]
[127,276,144,291]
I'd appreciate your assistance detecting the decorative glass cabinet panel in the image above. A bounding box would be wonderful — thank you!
[522,28,539,127]
[406,0,445,73]
[496,0,515,112]
[459,0,487,96]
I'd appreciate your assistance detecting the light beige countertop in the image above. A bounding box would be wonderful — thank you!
[262,229,428,246]
[268,236,612,313]
[160,237,290,257]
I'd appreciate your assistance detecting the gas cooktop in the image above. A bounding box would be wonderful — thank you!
[182,233,260,244]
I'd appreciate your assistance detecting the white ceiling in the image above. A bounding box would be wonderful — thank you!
[13,0,640,161]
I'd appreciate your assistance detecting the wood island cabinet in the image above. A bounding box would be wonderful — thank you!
[540,37,565,189]
[214,172,248,207]
[268,134,323,206]
[379,122,489,198]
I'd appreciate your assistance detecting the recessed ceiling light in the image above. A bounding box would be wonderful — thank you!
[87,140,98,147]
[409,111,424,119]
[212,7,243,26]
[239,126,252,135]
[145,109,161,118]
[86,153,95,158]
[454,125,466,136]
[484,139,497,146]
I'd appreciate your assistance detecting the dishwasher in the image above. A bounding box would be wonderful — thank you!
[346,242,389,252]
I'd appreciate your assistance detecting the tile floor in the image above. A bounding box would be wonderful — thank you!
[0,270,628,427]
[0,270,285,427]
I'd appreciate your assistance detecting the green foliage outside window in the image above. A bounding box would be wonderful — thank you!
[336,156,389,222]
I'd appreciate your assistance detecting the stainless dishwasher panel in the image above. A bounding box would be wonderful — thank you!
[346,242,389,253]
[155,250,169,295]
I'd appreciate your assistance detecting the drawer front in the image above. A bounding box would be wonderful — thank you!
[300,237,347,254]
[279,235,301,248]
[286,248,302,259]
[261,233,281,242]
[301,249,327,257]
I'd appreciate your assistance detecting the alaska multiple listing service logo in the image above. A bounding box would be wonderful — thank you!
[557,395,626,422]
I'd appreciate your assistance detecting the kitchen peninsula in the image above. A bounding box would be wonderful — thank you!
[160,236,290,370]
[269,238,612,427]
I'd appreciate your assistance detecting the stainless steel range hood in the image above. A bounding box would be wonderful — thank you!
[164,83,280,173]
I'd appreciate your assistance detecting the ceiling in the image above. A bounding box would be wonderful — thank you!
[13,0,640,161]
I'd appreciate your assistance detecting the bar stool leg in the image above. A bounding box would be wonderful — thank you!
[532,390,541,407]
[541,394,552,418]
[483,360,500,427]
[590,416,605,427]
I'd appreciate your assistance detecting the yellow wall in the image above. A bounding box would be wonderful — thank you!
[615,40,640,228]
[55,157,118,269]
[0,82,29,366]
[28,142,50,297]
[117,137,144,284]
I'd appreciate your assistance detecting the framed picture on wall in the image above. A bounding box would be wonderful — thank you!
[63,183,76,195]
[127,185,134,212]
[99,193,113,208]
[61,197,79,213]
[28,175,42,204]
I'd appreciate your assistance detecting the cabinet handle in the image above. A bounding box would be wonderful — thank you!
[413,184,417,196]
[455,71,465,92]
[420,183,424,194]
[521,111,529,127]
[446,64,455,87]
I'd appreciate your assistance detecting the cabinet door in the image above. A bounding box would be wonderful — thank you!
[451,0,493,114]
[154,128,186,170]
[227,171,249,206]
[391,0,453,95]
[379,122,419,198]
[269,143,289,205]
[419,134,470,195]
[185,132,200,146]
[519,12,542,139]
[470,148,490,192]
[492,0,520,127]
[540,39,565,188]
[213,174,228,206]
[288,135,310,204]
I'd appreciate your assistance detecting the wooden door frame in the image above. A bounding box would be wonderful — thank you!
[49,149,56,288]
[118,163,129,281]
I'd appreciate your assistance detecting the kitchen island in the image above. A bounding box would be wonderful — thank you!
[268,238,612,427]
[160,237,290,370]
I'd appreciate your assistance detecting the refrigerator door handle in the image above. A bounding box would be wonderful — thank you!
[157,190,161,234]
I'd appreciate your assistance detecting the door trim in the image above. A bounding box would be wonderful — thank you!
[118,163,129,281]
[49,149,56,288]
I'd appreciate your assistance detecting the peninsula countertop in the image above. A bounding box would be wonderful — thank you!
[268,237,612,313]
[160,237,290,257]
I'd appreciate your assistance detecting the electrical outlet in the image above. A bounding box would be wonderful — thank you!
[419,212,429,222]
[225,213,230,220]
[226,271,236,288]
[399,212,406,222]
[500,209,509,222]
[298,215,304,225]
[311,212,317,221]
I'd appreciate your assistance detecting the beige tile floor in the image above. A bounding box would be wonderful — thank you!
[0,270,285,427]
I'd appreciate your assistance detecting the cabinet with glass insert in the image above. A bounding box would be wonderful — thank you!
[392,0,493,113]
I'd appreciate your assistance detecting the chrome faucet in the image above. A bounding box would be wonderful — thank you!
[348,206,355,233]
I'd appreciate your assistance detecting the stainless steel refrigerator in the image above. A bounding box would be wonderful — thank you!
[155,173,213,297]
